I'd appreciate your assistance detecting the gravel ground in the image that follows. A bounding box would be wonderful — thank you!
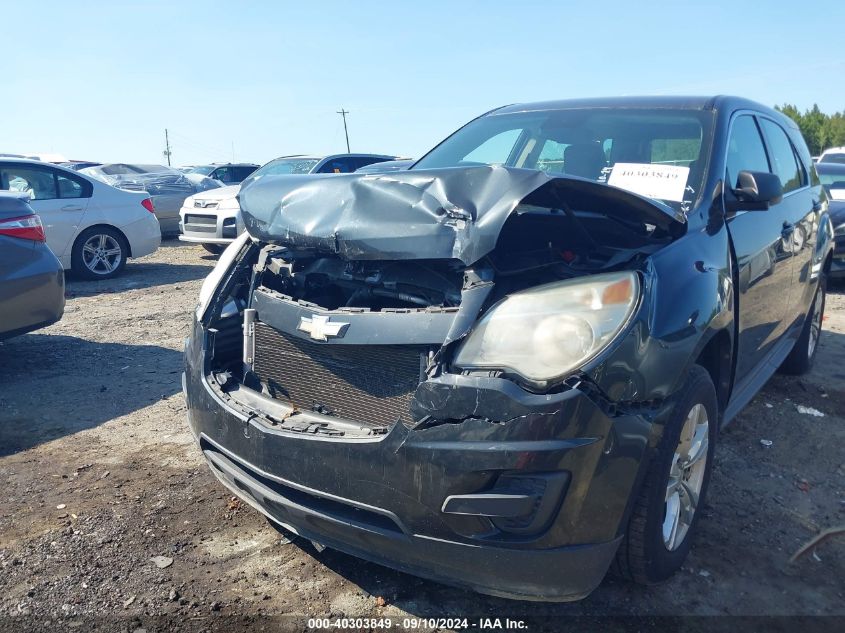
[1,240,843,632]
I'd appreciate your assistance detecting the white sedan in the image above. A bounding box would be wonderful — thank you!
[0,158,161,279]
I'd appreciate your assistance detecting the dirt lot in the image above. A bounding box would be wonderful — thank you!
[1,240,844,631]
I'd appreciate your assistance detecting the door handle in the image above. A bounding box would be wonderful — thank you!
[61,204,83,211]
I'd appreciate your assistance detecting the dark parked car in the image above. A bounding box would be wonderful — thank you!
[815,162,845,278]
[0,193,65,340]
[183,96,833,601]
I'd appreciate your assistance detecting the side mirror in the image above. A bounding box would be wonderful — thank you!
[727,171,783,211]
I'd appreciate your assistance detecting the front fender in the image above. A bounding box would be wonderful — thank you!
[586,224,733,406]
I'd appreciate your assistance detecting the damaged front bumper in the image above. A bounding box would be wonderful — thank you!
[184,318,657,601]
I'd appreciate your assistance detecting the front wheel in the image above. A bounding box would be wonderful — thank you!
[614,364,717,584]
[779,277,826,375]
[71,226,128,280]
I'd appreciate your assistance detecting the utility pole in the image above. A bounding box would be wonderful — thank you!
[337,108,350,153]
[163,128,172,166]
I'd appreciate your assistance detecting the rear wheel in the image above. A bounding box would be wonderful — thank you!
[202,243,225,255]
[614,365,717,584]
[779,277,826,375]
[71,226,128,280]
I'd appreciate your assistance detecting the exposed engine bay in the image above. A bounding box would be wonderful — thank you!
[201,167,683,434]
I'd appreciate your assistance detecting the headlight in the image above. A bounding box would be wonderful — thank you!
[217,197,241,210]
[453,271,640,385]
[182,195,195,209]
[196,232,251,319]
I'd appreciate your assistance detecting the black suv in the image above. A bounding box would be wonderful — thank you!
[183,96,833,601]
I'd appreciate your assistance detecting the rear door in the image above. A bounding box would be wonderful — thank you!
[723,114,794,382]
[757,117,817,326]
[0,163,90,258]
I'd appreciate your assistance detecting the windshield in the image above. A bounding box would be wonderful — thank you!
[252,157,321,177]
[818,171,845,199]
[820,153,845,165]
[413,107,714,211]
[188,165,215,176]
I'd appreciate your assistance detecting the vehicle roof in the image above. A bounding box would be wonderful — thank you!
[496,95,786,116]
[821,146,845,155]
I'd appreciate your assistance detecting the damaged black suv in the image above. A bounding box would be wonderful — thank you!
[184,96,833,601]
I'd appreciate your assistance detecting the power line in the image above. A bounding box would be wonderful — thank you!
[163,128,172,166]
[337,108,350,153]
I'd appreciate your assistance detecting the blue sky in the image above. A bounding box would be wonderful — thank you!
[4,0,844,165]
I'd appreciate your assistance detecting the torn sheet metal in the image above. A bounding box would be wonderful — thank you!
[238,165,686,265]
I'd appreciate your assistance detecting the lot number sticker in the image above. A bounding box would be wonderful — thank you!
[608,163,690,202]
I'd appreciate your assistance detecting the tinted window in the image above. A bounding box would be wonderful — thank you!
[318,159,356,173]
[235,166,257,180]
[536,140,568,174]
[760,119,804,193]
[211,166,234,182]
[57,172,89,198]
[352,157,387,170]
[726,116,770,189]
[0,165,57,200]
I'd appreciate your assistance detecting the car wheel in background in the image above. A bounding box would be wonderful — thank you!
[71,226,128,280]
[613,364,717,584]
[779,277,826,375]
[202,243,225,255]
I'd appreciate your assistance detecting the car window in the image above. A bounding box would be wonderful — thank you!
[211,167,234,182]
[235,166,257,180]
[57,172,90,198]
[352,157,386,171]
[462,128,522,166]
[759,119,804,193]
[536,140,568,174]
[0,165,57,200]
[726,116,770,189]
[318,159,356,174]
[820,153,845,164]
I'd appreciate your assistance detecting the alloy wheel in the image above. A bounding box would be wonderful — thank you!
[663,403,709,551]
[82,234,122,275]
[808,287,823,359]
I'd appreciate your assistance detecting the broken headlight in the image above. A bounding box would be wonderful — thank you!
[453,271,639,385]
[196,232,251,319]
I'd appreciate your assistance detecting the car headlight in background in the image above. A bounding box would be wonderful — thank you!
[216,197,241,210]
[196,232,251,319]
[182,195,195,208]
[453,271,640,386]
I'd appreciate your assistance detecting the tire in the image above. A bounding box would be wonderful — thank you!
[202,243,225,255]
[779,277,826,375]
[614,365,717,584]
[71,226,128,280]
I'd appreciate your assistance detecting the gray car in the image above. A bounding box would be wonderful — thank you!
[80,164,222,235]
[0,193,65,340]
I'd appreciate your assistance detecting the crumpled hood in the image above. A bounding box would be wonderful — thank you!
[193,184,240,202]
[238,165,686,265]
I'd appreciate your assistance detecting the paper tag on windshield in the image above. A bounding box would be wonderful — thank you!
[607,163,690,202]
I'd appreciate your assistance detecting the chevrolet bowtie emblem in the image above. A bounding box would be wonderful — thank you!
[297,315,349,341]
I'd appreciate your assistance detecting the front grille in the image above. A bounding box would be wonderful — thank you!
[184,224,216,233]
[186,213,217,225]
[252,322,426,427]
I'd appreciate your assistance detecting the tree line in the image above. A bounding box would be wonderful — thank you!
[775,104,845,156]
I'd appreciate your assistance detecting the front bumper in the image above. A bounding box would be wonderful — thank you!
[184,320,657,601]
[179,206,241,244]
